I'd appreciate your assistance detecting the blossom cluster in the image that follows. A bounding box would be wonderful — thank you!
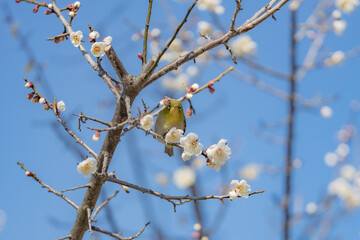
[228,179,251,200]
[70,30,112,58]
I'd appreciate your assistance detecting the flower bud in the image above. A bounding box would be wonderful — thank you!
[33,5,39,13]
[186,107,192,118]
[45,10,52,15]
[122,185,130,193]
[74,1,81,9]
[15,0,21,3]
[189,83,199,92]
[27,92,35,100]
[25,82,33,88]
[67,3,75,10]
[31,95,40,104]
[47,3,53,9]
[43,104,50,111]
[69,11,76,18]
[39,97,46,104]
[25,171,32,176]
[138,53,143,60]
[185,93,193,100]
[92,131,100,142]
[159,99,169,106]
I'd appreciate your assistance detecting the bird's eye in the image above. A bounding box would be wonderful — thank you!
[178,105,182,110]
[167,103,171,109]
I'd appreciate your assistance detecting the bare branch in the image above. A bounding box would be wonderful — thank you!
[91,189,120,221]
[105,45,131,82]
[92,222,150,240]
[106,175,264,207]
[17,162,79,210]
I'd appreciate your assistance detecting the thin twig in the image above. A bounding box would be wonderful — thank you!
[62,184,91,193]
[51,101,98,159]
[91,189,120,221]
[143,0,153,65]
[230,0,243,31]
[17,162,79,210]
[92,222,150,240]
[73,113,112,127]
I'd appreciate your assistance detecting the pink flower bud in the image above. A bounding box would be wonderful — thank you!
[54,37,61,44]
[207,81,214,87]
[25,171,32,176]
[31,95,40,104]
[25,82,33,88]
[191,232,200,239]
[208,86,215,94]
[15,0,21,3]
[67,3,75,10]
[43,104,50,111]
[33,5,39,13]
[137,53,143,60]
[27,92,35,100]
[189,83,199,92]
[92,131,100,142]
[186,107,192,118]
[45,10,52,15]
[159,99,169,106]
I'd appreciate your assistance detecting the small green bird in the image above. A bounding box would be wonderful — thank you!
[155,100,186,156]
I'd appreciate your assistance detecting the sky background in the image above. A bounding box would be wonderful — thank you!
[1,0,360,239]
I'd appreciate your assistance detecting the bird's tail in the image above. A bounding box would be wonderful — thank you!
[164,145,174,157]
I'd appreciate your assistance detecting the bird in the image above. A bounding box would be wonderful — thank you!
[155,100,186,156]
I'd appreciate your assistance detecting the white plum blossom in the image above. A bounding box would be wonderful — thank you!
[140,114,154,131]
[206,139,231,171]
[336,143,350,158]
[180,133,203,161]
[69,11,76,18]
[150,28,161,38]
[332,10,342,19]
[102,36,112,45]
[165,127,184,144]
[328,177,352,198]
[336,0,359,13]
[324,152,339,167]
[325,51,345,66]
[57,100,66,111]
[229,179,251,199]
[198,0,224,14]
[173,166,196,189]
[305,202,318,214]
[230,35,257,56]
[239,164,260,181]
[77,157,97,178]
[156,172,169,186]
[89,31,100,40]
[162,73,189,91]
[186,66,199,77]
[197,21,213,35]
[333,19,347,35]
[91,42,106,57]
[320,106,333,118]
[340,164,356,180]
[70,30,83,47]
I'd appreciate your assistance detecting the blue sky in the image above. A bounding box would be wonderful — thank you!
[1,0,360,239]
